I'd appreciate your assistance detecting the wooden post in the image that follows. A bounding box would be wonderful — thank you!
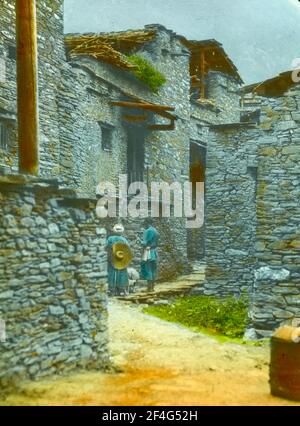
[16,0,39,175]
[200,51,206,99]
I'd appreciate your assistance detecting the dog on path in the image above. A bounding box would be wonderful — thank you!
[127,267,140,293]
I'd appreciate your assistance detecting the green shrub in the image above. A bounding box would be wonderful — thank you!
[144,295,249,338]
[127,55,167,93]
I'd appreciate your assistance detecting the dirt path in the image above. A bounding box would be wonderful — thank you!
[2,300,300,406]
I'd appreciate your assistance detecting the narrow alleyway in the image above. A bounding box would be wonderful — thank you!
[2,295,300,406]
[118,263,205,303]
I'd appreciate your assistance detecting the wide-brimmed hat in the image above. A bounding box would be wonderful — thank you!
[111,242,133,270]
[113,223,124,234]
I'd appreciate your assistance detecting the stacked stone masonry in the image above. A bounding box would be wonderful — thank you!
[0,176,110,388]
[0,0,300,391]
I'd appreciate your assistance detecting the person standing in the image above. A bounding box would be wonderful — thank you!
[106,224,130,296]
[140,219,160,292]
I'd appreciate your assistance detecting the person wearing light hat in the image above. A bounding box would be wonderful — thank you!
[106,223,131,296]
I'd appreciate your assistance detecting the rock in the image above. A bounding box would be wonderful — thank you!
[59,272,73,281]
[153,300,170,306]
[96,227,107,236]
[79,314,89,325]
[36,216,47,227]
[243,328,258,341]
[0,290,14,299]
[255,267,290,281]
[48,199,58,209]
[20,217,35,228]
[81,345,93,358]
[19,204,33,216]
[277,121,297,131]
[76,289,85,297]
[48,223,60,235]
[50,258,61,267]
[66,305,79,316]
[3,215,17,227]
[255,329,273,338]
[24,196,35,206]
[49,306,64,316]
[282,145,300,155]
[273,309,294,319]
[48,344,62,355]
[225,249,248,257]
[9,279,23,288]
[70,208,86,221]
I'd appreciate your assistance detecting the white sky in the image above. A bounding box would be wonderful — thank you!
[64,0,300,84]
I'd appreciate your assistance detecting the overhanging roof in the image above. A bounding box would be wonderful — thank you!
[65,26,242,84]
[180,38,243,83]
[242,71,296,97]
[64,29,156,70]
[110,94,177,131]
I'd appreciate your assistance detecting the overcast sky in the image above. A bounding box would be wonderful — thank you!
[64,0,300,84]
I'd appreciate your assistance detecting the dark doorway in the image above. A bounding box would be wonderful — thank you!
[188,141,206,261]
[127,125,145,185]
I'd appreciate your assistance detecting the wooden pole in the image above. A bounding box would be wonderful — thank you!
[16,0,39,175]
[200,51,206,99]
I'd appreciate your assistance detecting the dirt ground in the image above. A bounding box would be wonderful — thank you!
[2,299,300,406]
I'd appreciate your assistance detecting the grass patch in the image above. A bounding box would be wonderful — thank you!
[127,55,167,92]
[144,295,249,339]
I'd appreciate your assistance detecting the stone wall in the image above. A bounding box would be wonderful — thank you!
[63,25,192,192]
[0,0,18,173]
[204,123,259,297]
[5,0,298,341]
[206,71,241,124]
[59,26,192,278]
[250,85,300,337]
[0,176,109,389]
[0,0,65,176]
[203,81,300,337]
[58,62,129,192]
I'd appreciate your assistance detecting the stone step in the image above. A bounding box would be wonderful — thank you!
[117,265,206,304]
[118,279,203,304]
[177,274,205,282]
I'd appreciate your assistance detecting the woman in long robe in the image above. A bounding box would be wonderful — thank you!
[140,220,160,292]
[106,224,130,296]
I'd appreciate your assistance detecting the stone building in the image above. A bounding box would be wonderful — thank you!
[1,0,300,388]
[0,0,110,389]
[204,74,300,339]
[0,4,243,277]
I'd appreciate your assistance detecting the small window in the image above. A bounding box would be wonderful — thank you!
[99,122,113,152]
[0,121,8,150]
[8,45,17,61]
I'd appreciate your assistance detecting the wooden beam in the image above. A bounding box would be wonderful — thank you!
[148,120,175,131]
[200,50,206,99]
[154,109,178,121]
[122,114,147,123]
[16,0,39,175]
[111,101,175,112]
